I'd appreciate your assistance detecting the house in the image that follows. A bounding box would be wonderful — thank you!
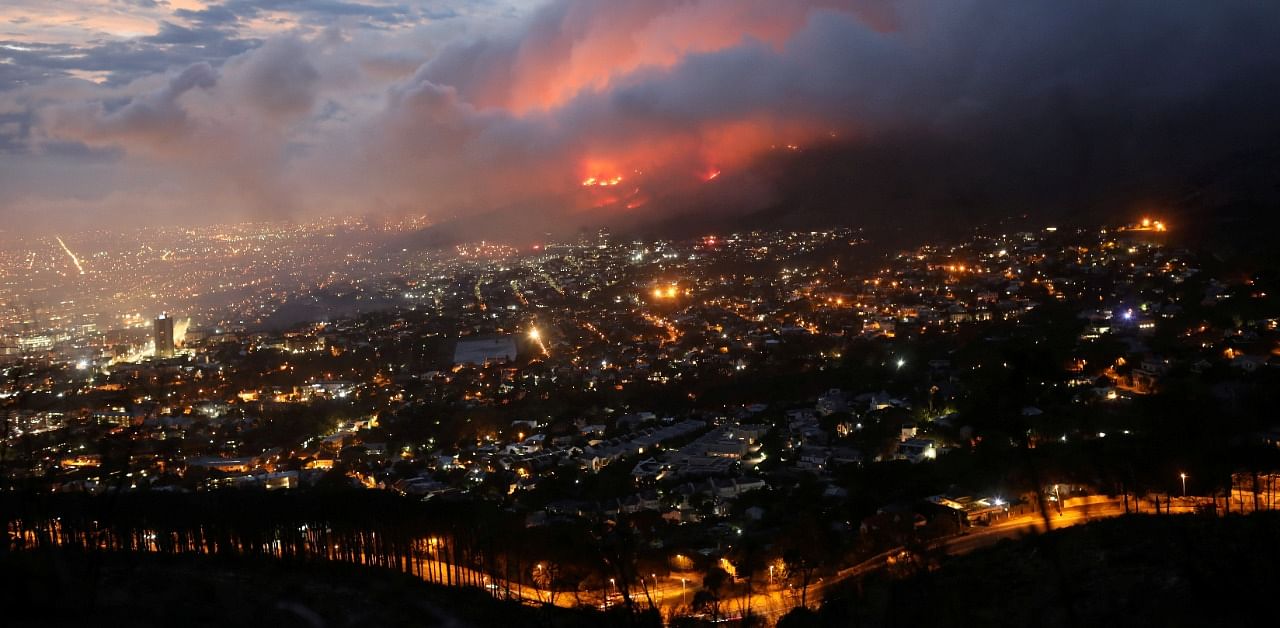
[617,412,658,431]
[186,456,256,473]
[816,389,848,416]
[830,447,864,467]
[895,438,938,463]
[797,446,830,471]
[263,471,298,490]
[1131,356,1172,393]
[631,457,667,483]
[900,424,918,440]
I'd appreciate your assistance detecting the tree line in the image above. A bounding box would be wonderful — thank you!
[1,489,662,625]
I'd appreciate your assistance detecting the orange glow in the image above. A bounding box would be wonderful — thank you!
[581,175,624,187]
[652,284,679,299]
[492,3,836,113]
[1128,217,1168,232]
[564,113,831,215]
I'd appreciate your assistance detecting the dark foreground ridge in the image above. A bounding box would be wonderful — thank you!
[3,549,619,628]
[781,512,1280,628]
[9,493,1280,627]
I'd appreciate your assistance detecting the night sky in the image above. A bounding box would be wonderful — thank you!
[2,1,1279,236]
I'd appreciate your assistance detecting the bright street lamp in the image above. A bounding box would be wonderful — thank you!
[1180,472,1188,497]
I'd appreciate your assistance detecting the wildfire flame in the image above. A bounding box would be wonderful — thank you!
[1131,217,1168,232]
[582,175,624,187]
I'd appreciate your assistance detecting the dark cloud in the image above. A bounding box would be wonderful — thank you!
[195,0,426,29]
[1,1,462,90]
[173,5,241,29]
[0,53,64,89]
[0,34,255,89]
[145,21,232,45]
[47,62,218,148]
[365,0,1280,240]
[223,36,320,116]
[0,110,31,153]
[4,0,1280,236]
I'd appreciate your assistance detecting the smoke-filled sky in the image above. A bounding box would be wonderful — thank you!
[2,1,1279,236]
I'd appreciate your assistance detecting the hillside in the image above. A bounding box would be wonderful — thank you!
[3,550,618,628]
[804,513,1280,628]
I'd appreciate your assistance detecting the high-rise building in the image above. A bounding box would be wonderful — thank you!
[154,313,175,358]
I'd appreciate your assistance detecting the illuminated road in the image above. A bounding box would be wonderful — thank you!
[474,276,489,310]
[717,498,1133,622]
[510,279,529,306]
[469,499,1142,621]
[394,499,1138,621]
[55,235,87,274]
[939,498,1128,554]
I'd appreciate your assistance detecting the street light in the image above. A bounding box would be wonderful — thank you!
[1180,472,1188,498]
[769,564,774,585]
